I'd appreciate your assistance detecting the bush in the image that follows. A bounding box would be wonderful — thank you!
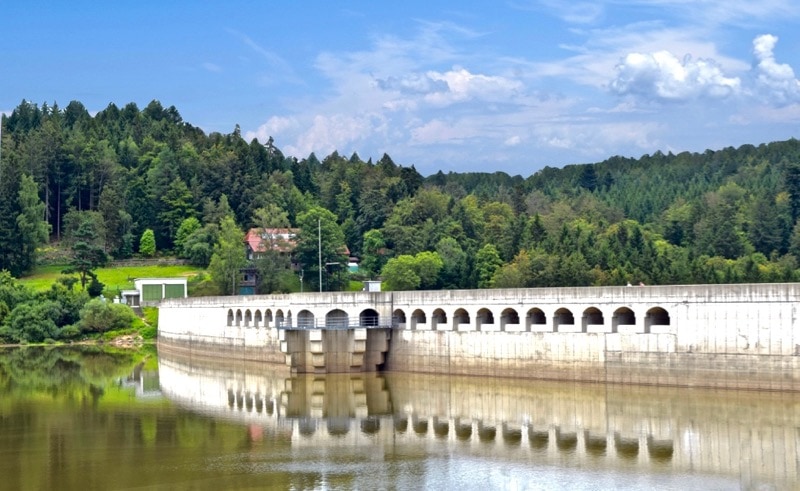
[78,299,137,334]
[58,324,81,340]
[7,301,62,343]
[0,325,14,343]
[140,325,157,340]
[87,277,105,298]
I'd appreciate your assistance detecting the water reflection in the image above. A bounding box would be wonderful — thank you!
[1,346,797,490]
[159,350,800,489]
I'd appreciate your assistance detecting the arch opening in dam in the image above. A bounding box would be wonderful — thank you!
[212,292,675,336]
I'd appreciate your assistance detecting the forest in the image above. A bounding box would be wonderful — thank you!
[3,98,800,296]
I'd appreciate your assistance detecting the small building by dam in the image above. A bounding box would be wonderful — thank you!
[157,283,800,391]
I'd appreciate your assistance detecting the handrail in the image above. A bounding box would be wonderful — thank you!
[276,321,395,330]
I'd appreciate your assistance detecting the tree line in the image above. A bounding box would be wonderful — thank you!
[3,99,800,295]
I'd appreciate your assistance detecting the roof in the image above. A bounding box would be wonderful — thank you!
[245,228,299,254]
[133,277,188,285]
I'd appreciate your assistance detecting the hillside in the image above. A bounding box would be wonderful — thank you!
[2,99,800,291]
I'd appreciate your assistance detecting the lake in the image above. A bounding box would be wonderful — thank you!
[0,345,797,490]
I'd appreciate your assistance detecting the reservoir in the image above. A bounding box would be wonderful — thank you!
[0,345,797,489]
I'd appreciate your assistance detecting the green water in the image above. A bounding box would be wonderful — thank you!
[0,345,796,490]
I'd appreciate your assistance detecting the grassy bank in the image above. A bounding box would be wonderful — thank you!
[19,263,204,296]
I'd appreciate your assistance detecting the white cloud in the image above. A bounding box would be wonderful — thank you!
[409,118,479,145]
[423,68,523,106]
[202,62,222,73]
[245,116,298,143]
[283,114,378,158]
[609,50,740,101]
[377,73,448,94]
[533,120,663,156]
[752,34,800,105]
[606,34,800,107]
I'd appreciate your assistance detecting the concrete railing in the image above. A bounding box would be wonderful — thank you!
[276,320,395,330]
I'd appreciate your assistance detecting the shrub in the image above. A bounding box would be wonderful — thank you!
[6,301,62,343]
[140,325,157,340]
[58,324,81,340]
[87,276,105,298]
[78,299,137,334]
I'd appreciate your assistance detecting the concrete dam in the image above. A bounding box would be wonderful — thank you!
[157,283,800,391]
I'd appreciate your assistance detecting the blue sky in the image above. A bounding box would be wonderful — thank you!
[3,1,800,176]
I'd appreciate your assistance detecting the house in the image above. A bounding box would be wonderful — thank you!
[240,227,355,295]
[241,228,301,295]
[117,278,188,307]
[244,227,299,261]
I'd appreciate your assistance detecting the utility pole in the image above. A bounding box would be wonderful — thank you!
[318,218,322,292]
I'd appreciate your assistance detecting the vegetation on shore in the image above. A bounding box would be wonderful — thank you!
[0,260,172,344]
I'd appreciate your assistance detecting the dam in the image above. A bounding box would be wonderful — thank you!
[158,283,800,391]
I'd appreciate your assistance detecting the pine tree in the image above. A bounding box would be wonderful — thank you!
[16,174,50,274]
[63,218,108,290]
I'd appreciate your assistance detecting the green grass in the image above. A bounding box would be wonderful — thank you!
[19,264,204,295]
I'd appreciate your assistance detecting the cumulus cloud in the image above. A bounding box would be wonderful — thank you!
[752,34,800,105]
[283,114,378,158]
[377,73,448,94]
[244,116,298,143]
[609,34,800,108]
[534,121,663,157]
[424,68,523,106]
[376,68,523,107]
[609,51,740,101]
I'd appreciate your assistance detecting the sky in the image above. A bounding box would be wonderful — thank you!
[2,1,800,177]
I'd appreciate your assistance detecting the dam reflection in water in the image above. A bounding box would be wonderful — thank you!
[159,352,800,490]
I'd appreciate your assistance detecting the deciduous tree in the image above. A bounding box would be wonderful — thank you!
[139,229,156,257]
[208,216,246,295]
[295,207,347,291]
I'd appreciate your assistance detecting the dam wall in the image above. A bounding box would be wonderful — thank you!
[158,283,800,389]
